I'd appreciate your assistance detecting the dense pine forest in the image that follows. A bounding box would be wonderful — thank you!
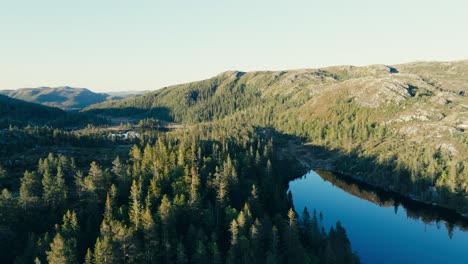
[0,121,358,264]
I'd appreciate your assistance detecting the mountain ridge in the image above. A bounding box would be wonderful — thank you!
[83,60,468,213]
[0,86,119,110]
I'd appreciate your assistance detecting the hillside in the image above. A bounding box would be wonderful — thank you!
[84,60,468,214]
[0,94,108,129]
[0,86,115,110]
[396,60,468,95]
[0,94,66,126]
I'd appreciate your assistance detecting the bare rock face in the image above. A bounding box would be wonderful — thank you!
[437,143,459,156]
[346,77,411,108]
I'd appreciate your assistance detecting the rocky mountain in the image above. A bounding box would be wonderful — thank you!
[0,86,117,110]
[84,60,468,213]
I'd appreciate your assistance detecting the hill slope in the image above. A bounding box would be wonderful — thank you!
[84,60,468,213]
[0,86,114,110]
[0,94,66,126]
[0,94,108,129]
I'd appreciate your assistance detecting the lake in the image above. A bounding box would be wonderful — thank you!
[289,170,468,264]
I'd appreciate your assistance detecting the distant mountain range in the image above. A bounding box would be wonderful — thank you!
[0,86,109,110]
[0,86,148,110]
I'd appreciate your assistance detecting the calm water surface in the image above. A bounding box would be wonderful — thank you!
[289,170,468,264]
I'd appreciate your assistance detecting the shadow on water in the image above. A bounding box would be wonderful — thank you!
[312,170,468,238]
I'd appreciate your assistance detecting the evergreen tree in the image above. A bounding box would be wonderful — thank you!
[129,180,142,229]
[0,165,7,185]
[112,221,138,264]
[84,248,93,264]
[159,195,173,262]
[42,169,67,209]
[192,240,206,264]
[47,233,77,264]
[112,156,124,178]
[189,167,200,207]
[94,237,115,264]
[176,242,188,264]
[19,170,41,208]
[141,204,158,263]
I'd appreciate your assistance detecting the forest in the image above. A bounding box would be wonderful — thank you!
[0,121,359,264]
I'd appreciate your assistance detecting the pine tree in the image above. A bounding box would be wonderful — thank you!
[0,165,7,190]
[112,156,124,178]
[159,195,172,225]
[0,188,17,226]
[177,139,186,167]
[285,208,306,264]
[42,169,67,209]
[250,218,261,262]
[142,143,154,173]
[46,211,80,264]
[104,192,114,223]
[270,225,279,261]
[159,195,173,262]
[94,236,115,264]
[288,208,296,243]
[47,233,77,264]
[142,204,158,263]
[209,242,222,264]
[176,242,188,264]
[19,170,41,208]
[229,219,239,246]
[129,180,142,229]
[300,207,313,247]
[130,145,142,176]
[88,161,105,192]
[112,221,138,264]
[216,178,229,207]
[189,167,200,207]
[61,210,79,240]
[84,248,93,264]
[192,240,206,264]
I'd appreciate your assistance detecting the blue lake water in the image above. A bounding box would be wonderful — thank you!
[289,170,468,264]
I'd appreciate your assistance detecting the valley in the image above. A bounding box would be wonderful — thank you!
[0,60,467,264]
[3,1,467,263]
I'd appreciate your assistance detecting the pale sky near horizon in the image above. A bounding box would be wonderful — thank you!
[1,0,467,92]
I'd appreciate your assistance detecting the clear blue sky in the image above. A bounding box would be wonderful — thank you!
[1,0,467,92]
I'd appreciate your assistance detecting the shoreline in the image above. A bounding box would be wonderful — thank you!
[290,163,468,225]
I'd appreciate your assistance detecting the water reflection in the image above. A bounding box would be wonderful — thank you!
[314,170,468,238]
[290,170,468,264]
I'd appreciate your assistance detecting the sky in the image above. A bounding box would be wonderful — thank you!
[1,0,467,92]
